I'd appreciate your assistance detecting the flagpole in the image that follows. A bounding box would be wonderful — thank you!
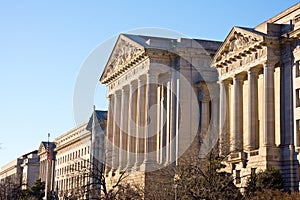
[45,133,50,200]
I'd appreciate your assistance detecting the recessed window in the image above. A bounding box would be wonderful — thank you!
[296,89,300,107]
[236,170,241,184]
[296,61,300,78]
[296,119,300,147]
[294,14,300,24]
[251,168,256,176]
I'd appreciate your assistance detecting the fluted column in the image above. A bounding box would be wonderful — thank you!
[112,90,121,170]
[264,63,275,147]
[127,81,137,170]
[135,76,146,169]
[106,94,114,173]
[143,73,158,164]
[119,86,129,171]
[219,80,230,155]
[232,74,245,152]
[247,68,259,150]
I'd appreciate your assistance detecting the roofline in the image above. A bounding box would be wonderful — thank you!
[255,2,300,28]
[53,121,88,142]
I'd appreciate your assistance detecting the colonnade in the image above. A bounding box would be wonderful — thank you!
[105,71,179,172]
[219,63,276,154]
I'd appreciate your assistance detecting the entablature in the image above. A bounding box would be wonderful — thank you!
[217,49,267,81]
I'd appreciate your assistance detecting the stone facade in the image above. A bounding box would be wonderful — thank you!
[100,34,221,198]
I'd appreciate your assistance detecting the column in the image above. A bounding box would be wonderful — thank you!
[219,80,230,155]
[170,71,177,163]
[165,79,171,164]
[232,74,244,152]
[112,91,121,170]
[127,81,137,170]
[264,63,275,147]
[159,85,166,164]
[135,76,146,169]
[156,84,161,163]
[247,68,259,150]
[119,86,129,171]
[143,73,158,164]
[106,94,114,173]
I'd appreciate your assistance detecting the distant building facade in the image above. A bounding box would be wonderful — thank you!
[0,150,40,190]
[37,110,107,199]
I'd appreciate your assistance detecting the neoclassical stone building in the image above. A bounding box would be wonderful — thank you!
[100,34,221,196]
[213,3,300,191]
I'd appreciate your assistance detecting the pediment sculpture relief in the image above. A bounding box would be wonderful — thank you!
[220,32,259,60]
[105,39,143,78]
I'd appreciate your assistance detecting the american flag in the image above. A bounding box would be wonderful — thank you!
[46,143,51,162]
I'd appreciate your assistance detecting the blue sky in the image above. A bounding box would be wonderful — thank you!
[0,0,298,167]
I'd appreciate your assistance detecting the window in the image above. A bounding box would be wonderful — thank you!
[251,168,256,177]
[294,14,300,24]
[235,170,241,184]
[296,89,300,107]
[297,120,300,147]
[296,61,300,78]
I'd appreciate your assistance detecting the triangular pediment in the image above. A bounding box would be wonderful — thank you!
[100,34,146,84]
[86,110,107,131]
[38,142,47,154]
[37,141,55,154]
[213,27,266,64]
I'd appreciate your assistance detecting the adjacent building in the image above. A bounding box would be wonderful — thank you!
[213,2,300,191]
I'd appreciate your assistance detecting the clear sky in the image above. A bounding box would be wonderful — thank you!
[0,0,299,167]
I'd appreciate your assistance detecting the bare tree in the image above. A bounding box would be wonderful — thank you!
[61,158,142,200]
[0,175,23,200]
[174,147,242,200]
